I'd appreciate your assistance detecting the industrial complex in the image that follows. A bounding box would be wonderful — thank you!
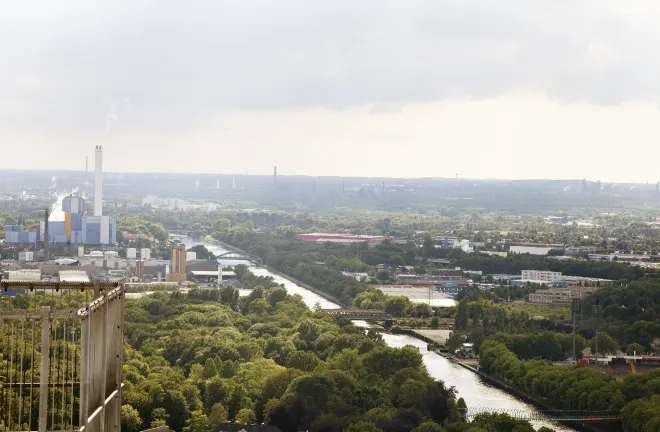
[4,145,117,246]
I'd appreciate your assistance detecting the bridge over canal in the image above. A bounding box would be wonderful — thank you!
[464,408,620,423]
[216,251,262,265]
[322,309,393,320]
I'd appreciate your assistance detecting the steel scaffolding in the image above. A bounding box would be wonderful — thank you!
[0,282,124,432]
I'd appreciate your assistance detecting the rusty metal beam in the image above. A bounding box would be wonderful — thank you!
[1,280,122,291]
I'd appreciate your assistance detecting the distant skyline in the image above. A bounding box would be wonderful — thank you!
[2,1,660,182]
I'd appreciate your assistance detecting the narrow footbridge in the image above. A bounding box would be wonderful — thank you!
[322,309,393,320]
[464,408,620,422]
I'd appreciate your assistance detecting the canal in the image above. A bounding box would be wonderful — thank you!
[178,236,576,432]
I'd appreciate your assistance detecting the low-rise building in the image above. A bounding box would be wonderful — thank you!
[511,279,567,288]
[528,287,597,305]
[521,270,563,282]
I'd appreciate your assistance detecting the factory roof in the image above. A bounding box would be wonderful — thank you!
[59,270,91,283]
[6,269,42,281]
[190,270,237,277]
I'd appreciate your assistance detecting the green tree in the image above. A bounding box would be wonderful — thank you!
[150,408,169,428]
[345,421,383,432]
[209,403,228,425]
[235,408,255,424]
[385,296,412,316]
[286,350,320,372]
[183,411,212,432]
[203,358,218,378]
[412,422,445,432]
[590,332,619,357]
[121,405,143,432]
[626,343,645,356]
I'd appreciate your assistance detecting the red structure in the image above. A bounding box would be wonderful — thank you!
[295,233,392,246]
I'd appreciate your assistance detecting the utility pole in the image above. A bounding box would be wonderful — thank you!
[593,305,601,365]
[571,299,579,363]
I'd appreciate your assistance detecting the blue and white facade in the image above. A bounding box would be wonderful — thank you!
[82,216,117,245]
[5,225,37,244]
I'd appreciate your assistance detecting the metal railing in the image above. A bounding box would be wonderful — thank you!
[0,282,124,432]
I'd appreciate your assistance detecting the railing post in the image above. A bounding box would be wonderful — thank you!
[80,303,90,429]
[101,293,109,432]
[38,306,50,432]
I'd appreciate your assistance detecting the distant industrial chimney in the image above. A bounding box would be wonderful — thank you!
[44,209,49,262]
[85,156,88,174]
[274,166,277,183]
[94,145,103,216]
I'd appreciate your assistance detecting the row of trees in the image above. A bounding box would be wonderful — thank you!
[480,341,660,432]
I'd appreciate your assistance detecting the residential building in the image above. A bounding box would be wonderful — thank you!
[528,287,597,305]
[511,279,567,288]
[521,270,563,282]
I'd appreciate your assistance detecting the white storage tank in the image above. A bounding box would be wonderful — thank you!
[186,251,197,261]
[140,248,151,260]
[127,248,137,259]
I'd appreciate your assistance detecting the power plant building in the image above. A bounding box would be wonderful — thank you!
[5,146,117,246]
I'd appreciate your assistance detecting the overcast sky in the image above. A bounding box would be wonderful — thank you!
[2,1,660,181]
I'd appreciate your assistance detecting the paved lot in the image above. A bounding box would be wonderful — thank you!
[376,286,457,307]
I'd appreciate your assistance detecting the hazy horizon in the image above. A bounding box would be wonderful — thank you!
[3,1,660,182]
[3,167,658,187]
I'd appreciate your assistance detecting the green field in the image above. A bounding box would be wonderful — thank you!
[502,302,571,322]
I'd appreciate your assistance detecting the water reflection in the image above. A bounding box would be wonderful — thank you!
[249,268,341,310]
[381,333,575,432]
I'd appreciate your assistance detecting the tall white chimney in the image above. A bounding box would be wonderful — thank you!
[94,145,103,216]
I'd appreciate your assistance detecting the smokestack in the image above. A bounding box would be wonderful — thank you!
[274,166,277,183]
[94,145,103,216]
[85,156,88,174]
[44,209,49,262]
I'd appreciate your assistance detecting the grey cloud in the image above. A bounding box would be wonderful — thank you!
[1,0,659,131]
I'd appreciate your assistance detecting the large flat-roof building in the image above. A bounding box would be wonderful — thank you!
[295,233,392,246]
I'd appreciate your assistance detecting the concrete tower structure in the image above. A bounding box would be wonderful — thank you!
[94,145,103,216]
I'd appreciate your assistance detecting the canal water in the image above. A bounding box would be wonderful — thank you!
[177,236,575,432]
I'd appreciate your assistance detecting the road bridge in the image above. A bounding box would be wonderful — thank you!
[322,309,393,320]
[216,251,262,265]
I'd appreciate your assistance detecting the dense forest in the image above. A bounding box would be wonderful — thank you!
[119,272,550,432]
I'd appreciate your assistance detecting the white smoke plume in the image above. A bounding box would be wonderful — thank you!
[104,98,131,132]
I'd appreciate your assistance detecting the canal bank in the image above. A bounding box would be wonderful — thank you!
[203,237,344,306]
[179,235,579,432]
[450,361,618,432]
